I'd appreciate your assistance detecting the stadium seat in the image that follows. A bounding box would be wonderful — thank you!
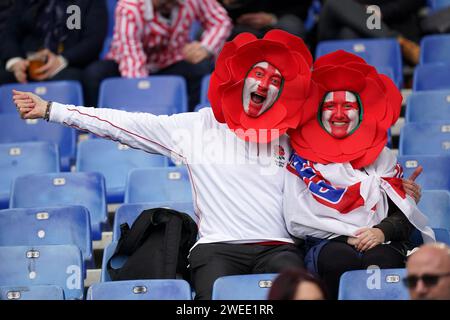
[338,268,409,300]
[315,38,403,87]
[113,202,197,241]
[200,74,211,104]
[418,190,450,230]
[76,139,168,203]
[411,228,450,246]
[0,142,60,209]
[406,90,450,123]
[0,114,76,171]
[101,241,120,281]
[99,0,117,59]
[399,122,450,156]
[420,34,450,65]
[377,66,399,88]
[427,0,450,11]
[98,76,188,114]
[0,285,64,300]
[0,245,84,300]
[212,274,278,300]
[0,206,93,265]
[9,172,108,240]
[398,155,450,190]
[87,279,192,300]
[0,81,83,113]
[124,167,192,204]
[413,63,450,91]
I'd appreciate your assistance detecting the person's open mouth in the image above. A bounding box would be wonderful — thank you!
[251,92,267,105]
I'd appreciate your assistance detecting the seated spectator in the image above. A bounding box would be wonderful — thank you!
[83,0,232,110]
[317,0,426,65]
[0,0,107,85]
[221,0,311,40]
[283,51,435,299]
[268,268,327,300]
[405,243,450,300]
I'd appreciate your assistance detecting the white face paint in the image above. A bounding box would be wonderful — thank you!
[243,62,282,117]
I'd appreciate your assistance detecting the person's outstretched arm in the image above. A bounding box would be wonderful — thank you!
[13,90,202,162]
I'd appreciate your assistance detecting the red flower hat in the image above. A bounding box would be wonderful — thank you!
[208,29,313,143]
[289,50,402,168]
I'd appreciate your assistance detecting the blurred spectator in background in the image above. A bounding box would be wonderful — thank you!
[405,243,450,300]
[0,0,107,85]
[317,0,426,65]
[83,0,232,110]
[221,0,312,39]
[268,268,327,300]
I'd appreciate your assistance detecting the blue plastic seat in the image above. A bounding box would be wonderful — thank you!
[413,63,450,91]
[0,142,60,209]
[76,139,168,203]
[124,167,192,204]
[99,0,117,59]
[399,122,450,156]
[98,76,188,114]
[406,90,450,123]
[101,241,120,281]
[0,245,84,300]
[0,285,65,300]
[0,81,83,114]
[0,114,76,171]
[200,74,211,104]
[0,206,93,265]
[427,0,450,11]
[418,190,450,230]
[398,155,450,190]
[9,172,108,240]
[377,66,398,88]
[421,34,450,65]
[212,274,278,300]
[338,268,408,300]
[113,202,197,241]
[316,38,403,88]
[87,279,192,300]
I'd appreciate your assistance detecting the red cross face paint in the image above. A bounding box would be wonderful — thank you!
[243,62,283,118]
[321,91,360,139]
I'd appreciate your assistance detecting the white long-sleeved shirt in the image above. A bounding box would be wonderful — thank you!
[50,104,293,246]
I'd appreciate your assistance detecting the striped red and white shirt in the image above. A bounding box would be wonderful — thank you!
[106,0,232,78]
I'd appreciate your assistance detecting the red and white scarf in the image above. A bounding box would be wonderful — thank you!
[284,147,435,243]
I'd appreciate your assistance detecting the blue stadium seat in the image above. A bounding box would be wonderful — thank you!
[0,142,60,209]
[101,241,120,281]
[399,122,450,155]
[0,114,76,171]
[200,74,211,104]
[406,90,450,123]
[124,167,192,203]
[0,285,64,300]
[418,190,450,230]
[87,279,192,300]
[9,172,108,240]
[76,139,168,203]
[212,274,278,300]
[99,0,117,59]
[427,0,450,11]
[338,268,409,300]
[0,81,83,113]
[0,245,84,300]
[113,202,197,241]
[316,38,403,88]
[377,66,399,88]
[411,228,450,246]
[398,155,450,190]
[413,63,450,91]
[0,206,93,265]
[421,34,450,65]
[98,76,188,114]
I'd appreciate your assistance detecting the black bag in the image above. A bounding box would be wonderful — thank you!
[107,207,198,281]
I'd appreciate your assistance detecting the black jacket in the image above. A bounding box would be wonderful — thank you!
[1,0,107,67]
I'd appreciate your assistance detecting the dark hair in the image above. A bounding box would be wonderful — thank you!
[268,268,328,300]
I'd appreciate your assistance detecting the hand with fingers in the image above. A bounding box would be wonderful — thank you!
[402,166,423,203]
[31,49,64,81]
[348,227,385,252]
[182,41,210,64]
[12,90,48,119]
[10,59,29,84]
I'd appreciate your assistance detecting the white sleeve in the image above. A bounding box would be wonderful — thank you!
[50,102,206,162]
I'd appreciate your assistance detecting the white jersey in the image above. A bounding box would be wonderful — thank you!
[50,104,294,246]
